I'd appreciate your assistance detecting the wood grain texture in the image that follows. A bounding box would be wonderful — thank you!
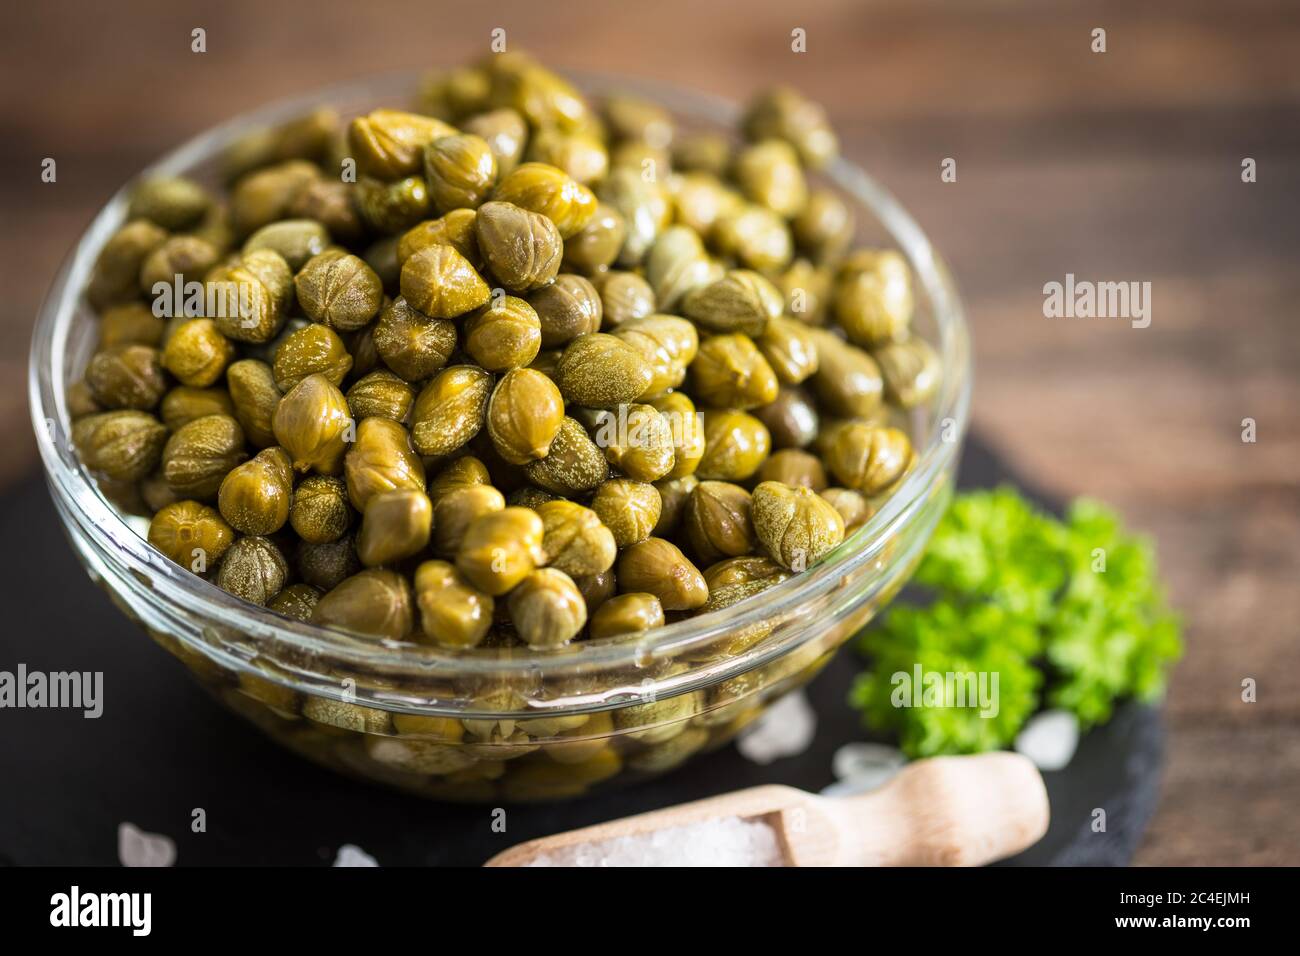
[1,0,1296,865]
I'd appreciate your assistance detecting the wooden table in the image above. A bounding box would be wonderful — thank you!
[3,0,1296,864]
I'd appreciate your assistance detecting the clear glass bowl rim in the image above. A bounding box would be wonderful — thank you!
[28,68,971,691]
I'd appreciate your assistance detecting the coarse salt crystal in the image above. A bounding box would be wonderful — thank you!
[736,690,817,765]
[525,815,783,867]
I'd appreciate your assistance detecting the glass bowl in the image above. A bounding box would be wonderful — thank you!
[28,70,971,802]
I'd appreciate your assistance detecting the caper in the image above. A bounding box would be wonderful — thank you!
[67,381,103,420]
[734,139,808,217]
[268,583,323,622]
[563,202,626,273]
[399,243,492,321]
[776,257,832,324]
[162,413,248,499]
[273,374,352,475]
[821,487,873,531]
[713,204,792,273]
[290,474,352,544]
[348,108,456,179]
[370,296,457,383]
[428,454,492,502]
[507,568,587,648]
[673,131,731,175]
[702,555,789,591]
[647,391,705,478]
[363,235,402,292]
[757,315,819,385]
[682,269,783,337]
[593,274,653,331]
[342,369,410,423]
[527,274,603,348]
[222,107,338,180]
[833,249,914,347]
[410,365,493,458]
[509,486,558,510]
[311,569,415,640]
[486,368,564,465]
[757,448,828,491]
[464,295,541,371]
[207,249,293,344]
[87,220,168,308]
[612,315,699,396]
[588,593,665,639]
[537,499,617,578]
[456,506,545,595]
[230,160,319,235]
[793,189,854,263]
[287,180,365,246]
[85,344,167,410]
[595,403,676,482]
[356,175,433,234]
[652,475,696,537]
[644,225,714,311]
[432,484,505,556]
[160,386,236,430]
[750,481,845,571]
[685,480,756,563]
[554,332,653,408]
[272,322,352,392]
[99,303,165,350]
[243,219,330,271]
[806,327,884,418]
[225,358,280,448]
[218,446,293,535]
[216,535,288,606]
[463,108,528,176]
[474,201,563,292]
[398,212,481,272]
[742,87,839,169]
[148,500,235,570]
[617,537,708,610]
[425,133,499,212]
[492,161,598,238]
[821,423,913,496]
[139,235,222,292]
[413,560,494,648]
[294,249,384,331]
[590,478,661,547]
[523,415,608,495]
[72,410,167,482]
[128,176,211,230]
[297,534,361,591]
[873,336,941,409]
[357,489,433,567]
[344,416,427,511]
[597,167,670,266]
[689,333,780,410]
[697,409,771,481]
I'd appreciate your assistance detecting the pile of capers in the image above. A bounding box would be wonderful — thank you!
[70,51,940,655]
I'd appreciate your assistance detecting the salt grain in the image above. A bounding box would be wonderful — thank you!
[525,816,782,867]
[1014,709,1080,771]
[736,690,817,765]
[333,844,379,867]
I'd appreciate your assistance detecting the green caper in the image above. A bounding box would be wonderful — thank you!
[363,235,401,291]
[734,139,807,218]
[597,167,670,266]
[492,162,598,238]
[872,336,941,409]
[474,201,563,292]
[72,410,167,482]
[272,374,353,475]
[464,295,542,371]
[425,133,499,212]
[268,583,323,622]
[225,358,280,448]
[742,87,839,168]
[297,534,361,591]
[595,403,676,482]
[689,333,780,410]
[311,569,415,640]
[432,483,505,556]
[562,202,626,273]
[206,249,293,344]
[647,391,704,478]
[702,555,789,591]
[793,189,854,263]
[162,413,248,499]
[821,487,873,531]
[554,332,653,407]
[346,369,415,423]
[644,226,714,311]
[456,506,545,595]
[87,220,168,308]
[757,448,827,491]
[806,327,884,418]
[294,249,384,331]
[410,365,492,457]
[397,208,481,268]
[713,204,792,273]
[589,592,665,639]
[537,499,617,578]
[160,386,236,430]
[528,274,603,348]
[523,415,608,495]
[99,303,165,350]
[289,474,352,544]
[413,560,494,648]
[399,243,492,319]
[216,535,288,606]
[85,344,167,410]
[218,446,294,535]
[243,219,330,271]
[682,269,783,337]
[685,480,756,563]
[272,322,352,392]
[373,296,458,382]
[427,455,492,502]
[697,409,771,481]
[653,473,697,538]
[758,316,819,385]
[348,108,456,179]
[611,315,698,396]
[750,481,845,571]
[230,160,319,235]
[463,108,528,176]
[357,489,433,567]
[672,131,731,175]
[822,423,913,496]
[147,500,235,570]
[486,368,565,465]
[287,180,364,245]
[507,568,587,648]
[139,235,221,292]
[776,258,832,324]
[590,478,661,547]
[67,381,103,420]
[833,249,914,347]
[127,176,211,230]
[344,416,427,511]
[508,486,558,510]
[356,175,433,234]
[617,537,708,610]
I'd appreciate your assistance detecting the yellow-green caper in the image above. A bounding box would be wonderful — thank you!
[758,316,819,385]
[243,219,330,271]
[160,386,236,430]
[644,225,714,311]
[72,410,167,482]
[474,201,563,292]
[742,87,839,169]
[397,208,481,268]
[294,249,385,331]
[821,487,873,531]
[757,448,828,491]
[273,374,353,475]
[713,204,792,273]
[617,537,708,611]
[750,481,845,572]
[161,320,235,388]
[463,108,528,176]
[537,499,617,578]
[268,583,323,622]
[733,139,808,218]
[563,202,626,273]
[611,314,699,396]
[507,568,588,648]
[689,333,780,410]
[554,332,653,408]
[523,415,608,495]
[822,423,913,496]
[399,243,492,319]
[87,220,168,308]
[356,175,433,234]
[206,249,293,344]
[456,506,546,595]
[597,167,671,267]
[225,358,280,448]
[290,474,351,544]
[413,560,494,648]
[806,327,884,418]
[311,568,415,640]
[685,480,756,563]
[492,162,598,239]
[410,365,494,458]
[162,413,248,499]
[296,534,361,591]
[346,369,415,424]
[595,271,656,327]
[793,189,855,263]
[425,133,499,212]
[85,344,167,410]
[99,303,165,350]
[348,108,456,179]
[128,176,211,230]
[703,555,790,591]
[373,296,458,382]
[486,368,565,465]
[696,409,771,481]
[682,269,783,337]
[588,592,665,639]
[432,483,505,556]
[229,160,320,235]
[216,535,289,606]
[833,249,914,347]
[595,403,676,482]
[148,500,235,570]
[872,336,941,409]
[139,235,222,292]
[272,322,353,392]
[218,446,294,535]
[528,274,604,348]
[344,416,427,512]
[357,488,433,567]
[287,180,365,245]
[590,478,661,548]
[647,391,705,479]
[464,295,542,371]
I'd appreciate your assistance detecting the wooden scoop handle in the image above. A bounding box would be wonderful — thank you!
[828,752,1049,866]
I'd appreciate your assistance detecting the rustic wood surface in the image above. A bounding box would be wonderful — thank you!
[2,0,1296,865]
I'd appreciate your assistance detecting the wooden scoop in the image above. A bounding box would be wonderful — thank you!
[486,751,1048,867]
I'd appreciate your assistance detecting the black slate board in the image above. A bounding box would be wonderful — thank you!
[0,434,1163,866]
